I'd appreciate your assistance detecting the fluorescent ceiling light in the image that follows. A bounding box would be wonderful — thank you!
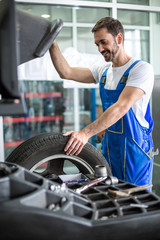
[41,14,50,19]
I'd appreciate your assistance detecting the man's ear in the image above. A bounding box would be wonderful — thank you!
[116,33,123,45]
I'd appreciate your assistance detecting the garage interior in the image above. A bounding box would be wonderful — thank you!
[0,0,160,239]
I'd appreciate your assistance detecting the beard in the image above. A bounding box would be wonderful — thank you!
[101,41,119,62]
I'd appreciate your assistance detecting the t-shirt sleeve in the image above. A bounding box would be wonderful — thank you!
[126,61,154,94]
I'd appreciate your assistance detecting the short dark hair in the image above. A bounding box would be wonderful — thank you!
[92,17,124,41]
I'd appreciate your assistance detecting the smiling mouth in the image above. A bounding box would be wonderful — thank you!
[101,50,110,57]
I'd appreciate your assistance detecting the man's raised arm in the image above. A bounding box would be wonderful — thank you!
[49,41,96,84]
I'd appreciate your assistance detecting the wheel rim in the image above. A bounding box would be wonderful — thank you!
[30,153,94,176]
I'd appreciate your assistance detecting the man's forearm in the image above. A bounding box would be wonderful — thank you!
[81,102,128,138]
[49,41,71,79]
[81,86,143,138]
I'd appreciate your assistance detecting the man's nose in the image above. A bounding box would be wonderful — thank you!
[98,44,104,53]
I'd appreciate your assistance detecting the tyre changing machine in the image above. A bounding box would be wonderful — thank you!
[0,162,160,240]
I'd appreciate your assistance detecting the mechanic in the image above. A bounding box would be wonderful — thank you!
[49,17,154,187]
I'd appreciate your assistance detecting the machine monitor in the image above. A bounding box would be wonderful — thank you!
[0,0,26,116]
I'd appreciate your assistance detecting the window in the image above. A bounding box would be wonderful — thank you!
[118,9,149,26]
[77,7,110,23]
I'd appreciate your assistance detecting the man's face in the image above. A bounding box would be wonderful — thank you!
[94,28,119,62]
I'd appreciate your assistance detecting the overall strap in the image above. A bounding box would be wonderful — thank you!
[100,60,141,86]
[100,68,109,84]
[118,60,142,87]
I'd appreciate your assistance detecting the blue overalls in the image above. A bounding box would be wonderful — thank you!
[99,60,154,187]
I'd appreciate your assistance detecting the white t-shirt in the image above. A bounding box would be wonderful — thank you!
[90,58,154,128]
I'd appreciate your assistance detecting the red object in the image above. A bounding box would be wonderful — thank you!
[3,115,62,123]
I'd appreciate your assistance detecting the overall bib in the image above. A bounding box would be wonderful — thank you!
[99,60,154,187]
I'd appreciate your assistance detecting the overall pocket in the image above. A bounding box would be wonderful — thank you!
[125,137,153,186]
[107,117,123,134]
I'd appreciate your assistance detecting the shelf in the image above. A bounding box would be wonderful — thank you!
[3,115,62,123]
[22,92,61,98]
[4,141,23,148]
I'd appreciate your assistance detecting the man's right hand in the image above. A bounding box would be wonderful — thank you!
[63,130,89,156]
